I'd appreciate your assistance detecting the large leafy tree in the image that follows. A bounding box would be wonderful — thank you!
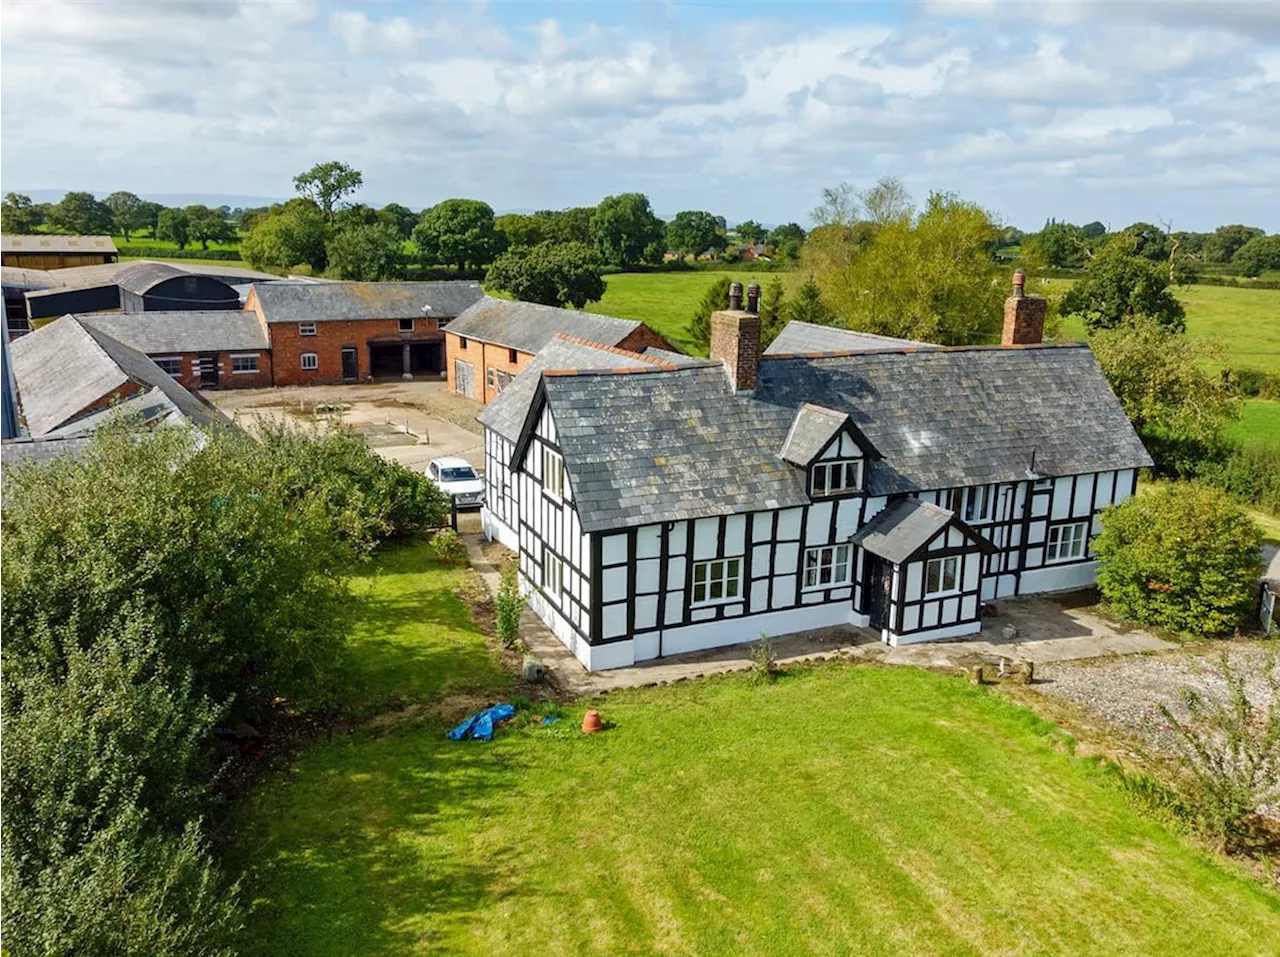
[734,219,767,244]
[137,201,164,238]
[1061,236,1186,333]
[377,202,418,240]
[485,241,606,308]
[590,192,664,267]
[156,208,190,249]
[540,206,595,246]
[326,222,405,281]
[183,205,237,250]
[859,175,913,226]
[241,200,329,272]
[666,210,724,256]
[1231,234,1280,278]
[103,191,147,242]
[494,213,547,250]
[1120,221,1172,261]
[47,191,114,235]
[1202,224,1264,264]
[293,161,363,223]
[1030,220,1089,268]
[2,192,41,233]
[768,222,806,247]
[412,198,505,273]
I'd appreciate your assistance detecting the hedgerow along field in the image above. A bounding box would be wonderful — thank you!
[230,543,1280,956]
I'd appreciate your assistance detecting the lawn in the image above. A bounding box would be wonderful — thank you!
[231,547,1280,956]
[1226,399,1280,451]
[112,232,243,253]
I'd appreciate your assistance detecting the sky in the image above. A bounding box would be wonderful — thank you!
[2,0,1278,232]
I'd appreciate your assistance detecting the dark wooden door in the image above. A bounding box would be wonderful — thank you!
[198,354,218,386]
[342,347,358,380]
[864,556,893,630]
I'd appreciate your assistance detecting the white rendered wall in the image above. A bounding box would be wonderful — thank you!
[886,618,982,646]
[1020,561,1100,595]
[481,506,519,551]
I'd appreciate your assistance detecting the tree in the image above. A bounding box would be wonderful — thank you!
[241,200,329,272]
[768,222,806,247]
[590,193,665,268]
[786,279,835,326]
[759,280,787,348]
[325,222,404,281]
[485,241,605,309]
[1092,482,1262,637]
[1081,221,1107,240]
[1030,220,1089,268]
[137,201,164,238]
[183,205,237,250]
[1231,235,1280,278]
[156,208,190,250]
[815,192,1002,345]
[734,219,767,244]
[104,191,147,242]
[377,202,418,240]
[689,275,733,354]
[1203,224,1264,264]
[494,213,547,250]
[541,207,595,246]
[2,192,40,233]
[47,191,114,235]
[293,161,363,223]
[666,210,724,256]
[1089,316,1240,453]
[1120,221,1171,261]
[412,199,504,273]
[1061,236,1186,333]
[859,175,913,226]
[332,203,380,232]
[811,181,859,227]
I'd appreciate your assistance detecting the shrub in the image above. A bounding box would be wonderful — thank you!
[749,634,779,684]
[1197,444,1280,515]
[1159,652,1280,849]
[116,246,242,261]
[430,528,468,565]
[1229,367,1280,400]
[1092,483,1262,637]
[496,564,523,648]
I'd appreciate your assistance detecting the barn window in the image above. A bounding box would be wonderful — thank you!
[811,459,863,496]
[542,448,565,499]
[803,544,852,590]
[399,318,414,332]
[299,322,317,336]
[924,556,960,597]
[154,357,183,376]
[1046,522,1088,563]
[231,354,259,374]
[508,348,518,364]
[460,336,468,350]
[300,352,318,371]
[692,558,741,606]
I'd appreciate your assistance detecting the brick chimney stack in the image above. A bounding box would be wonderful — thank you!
[710,282,761,392]
[1002,269,1046,345]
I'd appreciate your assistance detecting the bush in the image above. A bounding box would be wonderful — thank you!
[749,634,779,684]
[496,564,522,648]
[116,246,243,261]
[1197,444,1280,515]
[430,528,468,565]
[1229,367,1280,400]
[1092,483,1263,637]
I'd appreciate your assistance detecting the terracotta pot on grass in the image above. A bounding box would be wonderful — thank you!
[581,709,603,734]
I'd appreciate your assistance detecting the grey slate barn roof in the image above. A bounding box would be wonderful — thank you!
[9,316,229,437]
[640,346,709,368]
[79,311,270,353]
[765,320,927,356]
[2,234,116,254]
[448,296,645,354]
[516,344,1152,534]
[852,498,994,564]
[251,281,483,322]
[779,404,853,467]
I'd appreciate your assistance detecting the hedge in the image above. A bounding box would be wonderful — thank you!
[117,246,243,261]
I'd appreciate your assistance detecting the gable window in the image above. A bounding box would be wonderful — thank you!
[924,556,960,597]
[964,485,994,523]
[811,459,863,496]
[542,552,564,602]
[300,352,318,371]
[804,544,852,590]
[399,318,414,333]
[692,558,741,606]
[299,322,317,336]
[542,448,565,499]
[1046,522,1088,563]
[154,356,183,376]
[231,354,259,374]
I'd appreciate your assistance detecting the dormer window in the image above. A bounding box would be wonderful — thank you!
[811,459,863,496]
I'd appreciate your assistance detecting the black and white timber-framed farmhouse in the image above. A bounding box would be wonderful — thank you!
[478,280,1152,671]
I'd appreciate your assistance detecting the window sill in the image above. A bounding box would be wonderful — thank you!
[802,580,852,593]
[1045,554,1086,565]
[923,588,961,599]
[690,595,742,609]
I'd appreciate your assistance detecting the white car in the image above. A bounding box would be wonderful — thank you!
[426,456,485,509]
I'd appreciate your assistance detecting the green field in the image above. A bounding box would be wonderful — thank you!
[1226,399,1280,451]
[111,232,243,253]
[230,546,1280,956]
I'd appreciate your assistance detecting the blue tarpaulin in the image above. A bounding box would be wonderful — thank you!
[446,704,515,742]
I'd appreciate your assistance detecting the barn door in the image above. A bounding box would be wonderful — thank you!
[341,347,358,380]
[454,359,475,399]
[197,354,218,387]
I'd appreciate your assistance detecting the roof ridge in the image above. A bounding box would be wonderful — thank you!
[551,332,677,369]
[763,342,1088,360]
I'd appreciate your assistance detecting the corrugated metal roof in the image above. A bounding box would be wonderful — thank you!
[448,296,643,354]
[2,234,117,253]
[79,311,269,353]
[765,320,928,355]
[115,262,188,294]
[20,260,282,299]
[251,281,483,322]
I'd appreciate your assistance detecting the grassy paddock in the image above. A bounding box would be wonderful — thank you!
[1226,399,1280,451]
[231,548,1280,956]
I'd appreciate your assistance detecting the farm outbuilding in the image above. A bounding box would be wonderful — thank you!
[24,262,242,321]
[1,234,118,269]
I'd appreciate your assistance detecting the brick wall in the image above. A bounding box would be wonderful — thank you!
[268,318,446,386]
[1002,295,1047,346]
[617,324,678,355]
[155,350,273,390]
[710,310,761,391]
[444,332,534,405]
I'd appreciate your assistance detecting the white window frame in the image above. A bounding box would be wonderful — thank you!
[230,353,259,374]
[542,551,564,604]
[298,321,317,336]
[542,447,565,500]
[811,459,863,496]
[691,558,742,607]
[154,356,184,376]
[1046,521,1088,563]
[398,318,414,333]
[964,485,994,523]
[300,352,319,371]
[803,544,852,591]
[924,555,960,597]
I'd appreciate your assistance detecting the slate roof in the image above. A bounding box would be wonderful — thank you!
[251,281,483,322]
[640,346,709,368]
[852,499,958,564]
[1,434,95,468]
[2,266,62,292]
[519,344,1152,534]
[80,311,270,353]
[779,404,850,467]
[479,335,664,441]
[2,234,116,253]
[448,296,644,354]
[765,320,927,356]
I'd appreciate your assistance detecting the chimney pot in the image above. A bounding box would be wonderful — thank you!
[728,281,744,311]
[1012,269,1026,297]
[745,281,761,314]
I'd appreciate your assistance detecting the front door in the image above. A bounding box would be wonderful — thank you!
[197,354,218,387]
[342,347,358,380]
[863,556,894,631]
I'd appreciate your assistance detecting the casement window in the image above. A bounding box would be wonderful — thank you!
[230,354,259,374]
[1046,521,1088,563]
[299,322,317,336]
[154,357,183,376]
[399,318,414,332]
[924,556,960,597]
[803,544,852,590]
[942,488,962,513]
[542,448,565,499]
[508,348,519,364]
[692,558,742,606]
[542,552,564,602]
[964,485,994,523]
[811,459,863,496]
[300,352,319,371]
